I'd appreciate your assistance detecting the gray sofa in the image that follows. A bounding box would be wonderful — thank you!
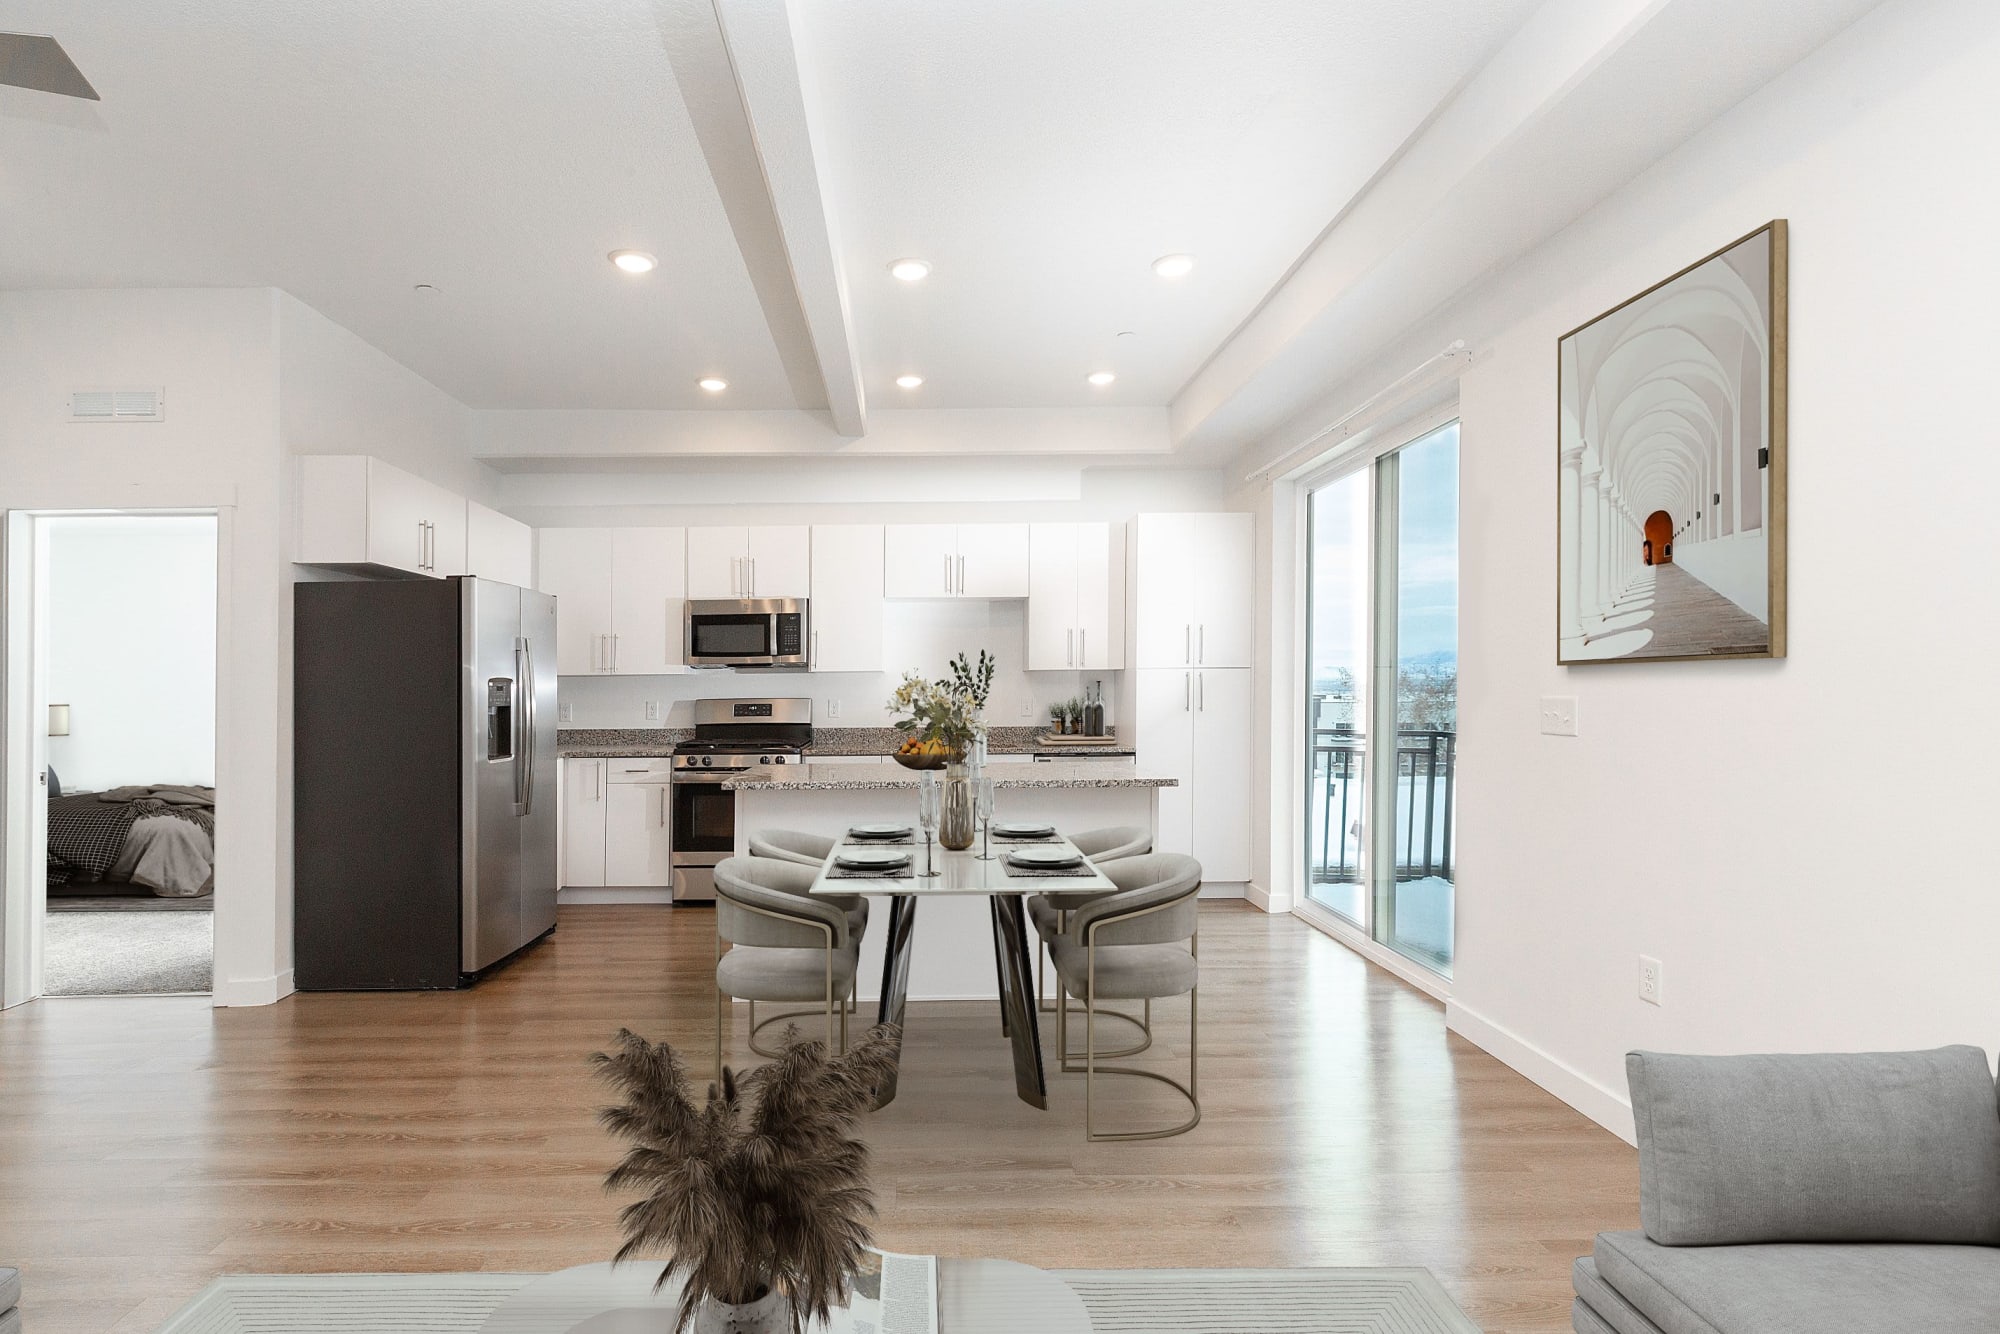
[1,1266,18,1334]
[1574,1046,2000,1333]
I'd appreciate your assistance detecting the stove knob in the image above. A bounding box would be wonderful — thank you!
[760,755,772,765]
[701,756,713,767]
[774,755,788,765]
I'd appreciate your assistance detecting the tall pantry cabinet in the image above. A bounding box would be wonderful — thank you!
[1128,512,1255,884]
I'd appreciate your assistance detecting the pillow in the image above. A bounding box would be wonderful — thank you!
[1627,1046,2000,1245]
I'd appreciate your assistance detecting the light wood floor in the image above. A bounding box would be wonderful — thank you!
[0,902,1636,1333]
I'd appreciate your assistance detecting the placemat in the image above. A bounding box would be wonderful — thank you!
[842,835,914,846]
[1002,859,1091,879]
[826,862,917,880]
[992,832,1058,843]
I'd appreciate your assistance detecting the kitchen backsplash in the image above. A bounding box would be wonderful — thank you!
[554,600,1119,733]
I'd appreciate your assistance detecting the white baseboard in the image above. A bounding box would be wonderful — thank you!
[212,967,294,1007]
[1244,881,1293,913]
[1445,998,1636,1145]
[559,887,675,905]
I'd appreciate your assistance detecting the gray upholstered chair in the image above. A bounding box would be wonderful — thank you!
[713,856,858,1082]
[1031,825,1152,1038]
[746,829,869,1011]
[1,1266,18,1334]
[1051,852,1201,1142]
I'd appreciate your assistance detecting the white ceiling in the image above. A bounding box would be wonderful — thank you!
[0,0,797,409]
[0,0,1541,422]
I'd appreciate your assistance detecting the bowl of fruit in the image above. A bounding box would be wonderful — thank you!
[892,737,958,770]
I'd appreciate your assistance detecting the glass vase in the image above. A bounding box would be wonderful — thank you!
[938,760,977,850]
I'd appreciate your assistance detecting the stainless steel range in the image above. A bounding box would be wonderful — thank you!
[668,697,813,902]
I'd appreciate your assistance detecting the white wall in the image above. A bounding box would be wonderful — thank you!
[1246,0,2000,1138]
[44,516,218,792]
[0,287,287,1006]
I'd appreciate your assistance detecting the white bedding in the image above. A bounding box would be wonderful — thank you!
[104,814,215,897]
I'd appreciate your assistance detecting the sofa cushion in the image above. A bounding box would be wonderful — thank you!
[1594,1229,2000,1334]
[0,1266,16,1313]
[1572,1298,1621,1334]
[1572,1257,1666,1334]
[1626,1047,2000,1244]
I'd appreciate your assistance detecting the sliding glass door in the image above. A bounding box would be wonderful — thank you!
[1303,422,1459,974]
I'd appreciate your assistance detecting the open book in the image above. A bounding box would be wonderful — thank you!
[809,1248,938,1334]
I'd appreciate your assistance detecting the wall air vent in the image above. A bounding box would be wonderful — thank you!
[70,388,165,422]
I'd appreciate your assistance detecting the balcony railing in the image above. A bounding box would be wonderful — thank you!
[1309,721,1455,884]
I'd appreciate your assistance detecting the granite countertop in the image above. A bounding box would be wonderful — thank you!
[557,725,1130,760]
[722,761,1175,792]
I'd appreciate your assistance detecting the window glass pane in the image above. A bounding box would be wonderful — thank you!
[1304,468,1371,924]
[1384,423,1458,973]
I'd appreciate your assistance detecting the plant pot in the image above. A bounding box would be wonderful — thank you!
[694,1286,788,1334]
[938,761,976,850]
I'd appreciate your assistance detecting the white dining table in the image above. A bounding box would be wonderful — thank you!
[810,834,1118,1111]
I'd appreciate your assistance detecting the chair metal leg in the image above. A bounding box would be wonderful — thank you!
[1080,931,1200,1142]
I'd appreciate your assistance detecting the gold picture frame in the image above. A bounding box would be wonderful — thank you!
[1556,220,1787,664]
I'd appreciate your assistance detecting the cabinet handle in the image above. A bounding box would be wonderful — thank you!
[428,521,436,571]
[812,629,820,669]
[611,634,620,672]
[1184,672,1191,712]
[1080,628,1086,665]
[1198,671,1205,712]
[749,555,756,595]
[1067,628,1074,667]
[1199,624,1205,664]
[1184,624,1192,665]
[658,786,667,828]
[418,520,427,570]
[957,554,965,595]
[944,553,952,595]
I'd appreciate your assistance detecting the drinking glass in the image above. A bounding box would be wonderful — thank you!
[975,776,997,860]
[917,771,941,877]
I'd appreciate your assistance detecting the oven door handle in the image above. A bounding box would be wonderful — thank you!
[671,772,743,786]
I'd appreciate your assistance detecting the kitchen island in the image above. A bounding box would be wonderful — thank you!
[725,761,1174,1004]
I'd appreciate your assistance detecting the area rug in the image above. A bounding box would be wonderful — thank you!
[42,911,212,995]
[152,1267,1479,1333]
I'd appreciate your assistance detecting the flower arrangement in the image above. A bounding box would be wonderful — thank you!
[592,1024,901,1334]
[888,651,993,755]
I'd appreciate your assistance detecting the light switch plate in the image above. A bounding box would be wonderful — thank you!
[558,701,573,723]
[1539,695,1578,736]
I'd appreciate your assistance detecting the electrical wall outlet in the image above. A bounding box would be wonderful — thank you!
[825,698,843,720]
[643,701,660,722]
[558,701,573,723]
[1639,955,1663,1006]
[1539,695,1579,736]
[1019,700,1036,719]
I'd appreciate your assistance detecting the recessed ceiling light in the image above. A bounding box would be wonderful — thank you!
[1151,253,1195,279]
[610,250,658,274]
[698,377,728,393]
[895,374,924,389]
[888,258,931,282]
[1087,371,1116,386]
[413,283,441,296]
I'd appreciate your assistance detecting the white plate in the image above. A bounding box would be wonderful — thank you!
[993,821,1057,838]
[1006,846,1084,869]
[849,823,913,840]
[835,848,911,870]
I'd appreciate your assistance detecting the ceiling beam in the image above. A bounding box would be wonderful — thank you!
[657,0,866,438]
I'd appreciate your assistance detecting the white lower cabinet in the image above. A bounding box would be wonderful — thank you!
[562,758,608,889]
[563,757,673,890]
[1134,667,1251,882]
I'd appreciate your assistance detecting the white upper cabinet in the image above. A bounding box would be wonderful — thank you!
[610,528,688,675]
[536,527,687,675]
[686,525,811,599]
[537,528,614,675]
[466,501,532,586]
[297,454,468,579]
[883,524,959,599]
[808,525,885,673]
[1131,512,1253,669]
[883,524,1029,599]
[1027,522,1126,670]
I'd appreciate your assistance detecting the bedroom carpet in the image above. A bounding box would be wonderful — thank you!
[42,911,212,995]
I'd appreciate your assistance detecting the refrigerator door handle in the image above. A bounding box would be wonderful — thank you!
[520,636,536,816]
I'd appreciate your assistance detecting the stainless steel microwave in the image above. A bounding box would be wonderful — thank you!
[684,598,809,669]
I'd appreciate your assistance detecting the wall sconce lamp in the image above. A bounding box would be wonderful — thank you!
[48,704,71,737]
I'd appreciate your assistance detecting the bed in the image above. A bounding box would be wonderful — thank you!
[47,785,216,900]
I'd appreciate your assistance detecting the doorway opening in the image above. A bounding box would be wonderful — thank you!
[13,512,219,999]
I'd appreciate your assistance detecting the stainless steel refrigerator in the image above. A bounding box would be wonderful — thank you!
[293,576,558,989]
